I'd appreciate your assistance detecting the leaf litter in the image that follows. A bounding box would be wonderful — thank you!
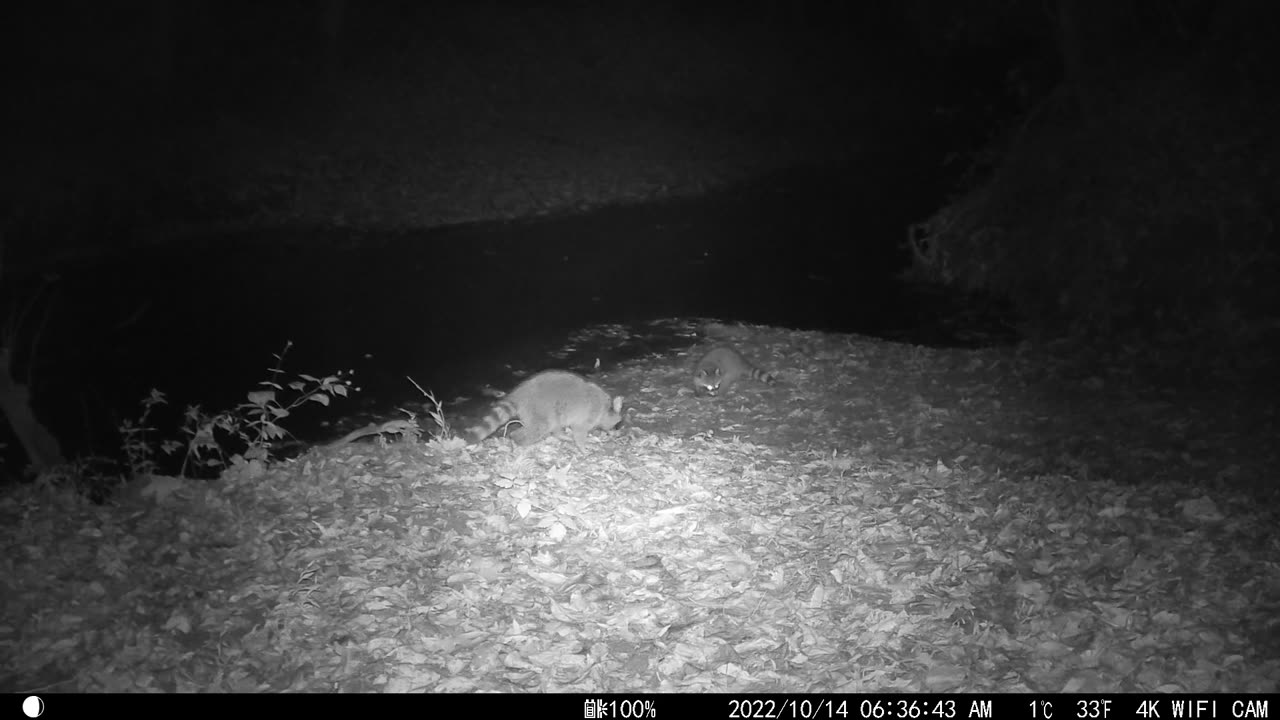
[2,323,1278,692]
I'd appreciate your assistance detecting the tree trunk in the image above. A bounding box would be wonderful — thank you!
[320,0,346,73]
[1055,0,1101,127]
[0,347,65,473]
[144,0,177,95]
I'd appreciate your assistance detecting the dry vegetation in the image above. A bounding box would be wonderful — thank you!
[4,323,1277,693]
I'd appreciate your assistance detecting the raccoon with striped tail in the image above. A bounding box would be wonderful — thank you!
[692,346,776,397]
[463,370,624,447]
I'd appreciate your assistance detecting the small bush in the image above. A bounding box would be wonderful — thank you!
[174,342,356,475]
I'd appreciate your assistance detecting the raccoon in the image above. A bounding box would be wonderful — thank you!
[463,370,624,447]
[693,346,776,396]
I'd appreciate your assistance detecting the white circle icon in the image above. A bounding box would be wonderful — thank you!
[22,696,45,718]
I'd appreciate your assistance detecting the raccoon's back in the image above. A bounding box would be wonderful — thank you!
[693,345,775,394]
[701,346,774,379]
[509,371,602,402]
[697,346,750,373]
[464,370,622,445]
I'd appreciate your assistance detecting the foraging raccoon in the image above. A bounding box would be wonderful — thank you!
[693,346,776,396]
[463,370,624,447]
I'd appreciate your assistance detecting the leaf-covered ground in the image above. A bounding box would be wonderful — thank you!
[3,323,1278,692]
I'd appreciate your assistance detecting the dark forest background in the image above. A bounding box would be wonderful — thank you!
[1,0,1277,473]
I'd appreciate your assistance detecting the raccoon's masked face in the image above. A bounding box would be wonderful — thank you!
[605,396,626,429]
[694,370,722,396]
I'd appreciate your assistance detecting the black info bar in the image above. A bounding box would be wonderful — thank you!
[11,691,1275,719]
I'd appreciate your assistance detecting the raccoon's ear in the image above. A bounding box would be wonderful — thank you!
[612,396,624,412]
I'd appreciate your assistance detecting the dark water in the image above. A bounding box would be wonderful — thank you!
[15,164,1012,466]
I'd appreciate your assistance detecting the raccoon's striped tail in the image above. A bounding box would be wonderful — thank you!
[463,401,517,444]
[752,368,777,385]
